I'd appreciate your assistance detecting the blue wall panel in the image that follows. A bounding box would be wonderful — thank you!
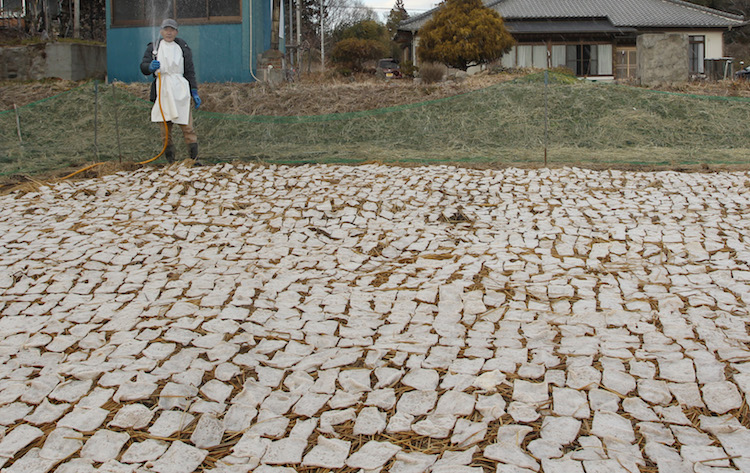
[106,0,266,83]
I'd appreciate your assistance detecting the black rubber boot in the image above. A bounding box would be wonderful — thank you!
[165,144,175,164]
[189,143,202,165]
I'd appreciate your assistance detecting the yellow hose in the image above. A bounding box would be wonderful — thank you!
[59,162,106,180]
[138,72,169,165]
[61,72,169,181]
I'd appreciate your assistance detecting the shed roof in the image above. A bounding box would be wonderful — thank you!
[400,0,745,32]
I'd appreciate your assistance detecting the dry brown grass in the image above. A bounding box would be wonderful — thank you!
[116,72,519,117]
[4,70,750,188]
[0,78,86,109]
[651,78,750,98]
[5,72,748,118]
[419,63,448,84]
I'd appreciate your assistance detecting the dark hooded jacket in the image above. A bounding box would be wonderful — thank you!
[140,38,197,103]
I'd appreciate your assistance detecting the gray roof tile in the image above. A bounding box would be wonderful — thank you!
[401,0,745,31]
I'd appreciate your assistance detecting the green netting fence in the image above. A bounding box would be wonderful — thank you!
[2,72,750,177]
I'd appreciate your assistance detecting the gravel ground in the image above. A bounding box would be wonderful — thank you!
[1,163,750,473]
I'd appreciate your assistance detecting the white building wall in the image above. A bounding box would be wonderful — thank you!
[703,31,724,58]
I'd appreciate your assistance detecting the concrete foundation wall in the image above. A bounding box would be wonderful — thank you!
[45,43,106,81]
[0,43,106,81]
[637,33,689,86]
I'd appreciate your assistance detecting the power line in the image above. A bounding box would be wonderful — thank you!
[329,5,431,11]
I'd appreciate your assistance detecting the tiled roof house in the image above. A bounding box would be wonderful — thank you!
[397,0,746,80]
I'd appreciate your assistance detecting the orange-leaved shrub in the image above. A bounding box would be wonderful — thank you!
[417,0,514,71]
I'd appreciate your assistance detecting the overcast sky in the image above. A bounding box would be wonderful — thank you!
[364,0,439,19]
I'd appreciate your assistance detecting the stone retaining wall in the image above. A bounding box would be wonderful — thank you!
[637,33,689,86]
[0,42,106,81]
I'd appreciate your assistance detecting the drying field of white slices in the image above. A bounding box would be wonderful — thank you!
[1,163,750,473]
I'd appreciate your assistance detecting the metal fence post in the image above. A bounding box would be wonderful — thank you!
[112,84,122,163]
[94,81,99,159]
[544,70,549,167]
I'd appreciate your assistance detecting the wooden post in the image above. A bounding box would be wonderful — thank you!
[13,104,22,144]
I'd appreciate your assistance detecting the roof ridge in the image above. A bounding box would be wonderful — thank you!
[661,0,744,21]
[399,6,437,25]
[399,0,745,28]
[401,0,504,25]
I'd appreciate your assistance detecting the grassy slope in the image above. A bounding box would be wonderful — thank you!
[2,74,750,178]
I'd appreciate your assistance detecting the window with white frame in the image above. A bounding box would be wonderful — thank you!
[503,43,613,76]
[532,45,547,68]
[504,45,548,68]
[551,45,566,68]
[566,44,612,75]
[0,0,24,17]
[501,46,516,67]
[689,35,705,74]
[599,44,613,75]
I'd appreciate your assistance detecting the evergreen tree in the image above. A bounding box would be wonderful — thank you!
[417,0,514,71]
[386,0,409,37]
[331,37,388,71]
[330,19,389,70]
[332,18,387,44]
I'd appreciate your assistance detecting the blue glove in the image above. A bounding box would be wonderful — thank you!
[149,60,160,73]
[191,89,201,109]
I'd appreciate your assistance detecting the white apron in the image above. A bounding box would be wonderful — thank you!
[151,40,191,125]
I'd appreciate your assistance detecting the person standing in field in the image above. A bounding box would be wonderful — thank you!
[140,18,202,164]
